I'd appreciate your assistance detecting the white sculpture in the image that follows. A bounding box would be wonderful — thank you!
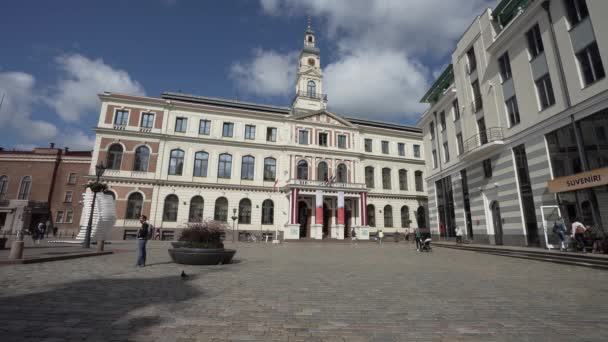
[75,191,117,242]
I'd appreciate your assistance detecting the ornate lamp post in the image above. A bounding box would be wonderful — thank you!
[231,208,238,242]
[83,164,106,248]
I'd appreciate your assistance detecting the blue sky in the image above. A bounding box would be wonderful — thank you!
[0,0,497,150]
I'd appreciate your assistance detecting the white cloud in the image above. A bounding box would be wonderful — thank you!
[50,54,145,122]
[230,49,298,97]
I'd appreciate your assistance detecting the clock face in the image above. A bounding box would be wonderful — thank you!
[308,58,315,66]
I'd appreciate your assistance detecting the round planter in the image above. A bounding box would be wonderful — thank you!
[171,241,189,248]
[168,248,236,265]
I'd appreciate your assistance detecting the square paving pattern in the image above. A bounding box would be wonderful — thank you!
[0,241,607,341]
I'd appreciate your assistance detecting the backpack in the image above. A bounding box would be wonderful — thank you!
[553,223,563,234]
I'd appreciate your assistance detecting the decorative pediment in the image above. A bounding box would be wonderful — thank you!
[300,68,323,77]
[291,110,355,128]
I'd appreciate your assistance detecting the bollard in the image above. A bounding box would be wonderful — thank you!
[8,240,25,260]
[96,240,105,252]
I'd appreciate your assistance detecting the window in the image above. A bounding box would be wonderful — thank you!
[168,149,185,175]
[365,166,374,188]
[467,47,477,73]
[199,120,211,135]
[318,162,329,181]
[382,141,389,154]
[384,205,393,228]
[415,171,424,192]
[141,112,154,129]
[399,169,408,190]
[536,74,556,110]
[457,133,464,155]
[413,145,421,158]
[65,210,74,223]
[189,196,204,223]
[241,155,255,180]
[364,139,373,152]
[263,158,276,181]
[307,80,316,97]
[114,110,129,126]
[18,176,31,200]
[318,132,328,147]
[336,164,347,183]
[214,197,228,222]
[126,192,143,219]
[175,117,187,133]
[398,143,405,156]
[338,135,347,149]
[498,52,512,81]
[0,175,7,199]
[299,130,309,145]
[432,150,438,168]
[266,127,277,142]
[430,122,435,140]
[56,211,64,224]
[565,0,589,27]
[297,160,309,180]
[218,154,232,179]
[472,80,482,112]
[163,194,179,222]
[443,142,450,163]
[64,191,73,203]
[526,24,544,59]
[440,111,446,131]
[67,173,77,184]
[222,122,234,137]
[193,151,209,177]
[262,199,274,224]
[506,96,521,126]
[382,168,391,190]
[245,125,256,140]
[401,206,410,228]
[106,144,123,170]
[453,99,460,121]
[238,198,252,224]
[367,205,376,227]
[483,159,493,178]
[133,146,150,172]
[478,117,488,144]
[577,42,605,86]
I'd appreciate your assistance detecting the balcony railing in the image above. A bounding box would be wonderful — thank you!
[471,96,483,113]
[295,91,328,102]
[113,124,126,130]
[462,127,504,155]
[285,179,366,190]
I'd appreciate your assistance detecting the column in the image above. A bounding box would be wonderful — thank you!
[285,188,300,240]
[335,191,345,239]
[311,190,323,239]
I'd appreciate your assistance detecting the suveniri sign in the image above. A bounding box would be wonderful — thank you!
[547,167,608,193]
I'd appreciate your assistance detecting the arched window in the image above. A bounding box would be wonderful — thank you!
[263,158,276,181]
[218,154,232,179]
[399,169,408,190]
[168,149,185,175]
[106,144,123,170]
[367,204,376,227]
[262,199,274,224]
[163,194,179,222]
[238,198,252,224]
[0,175,8,200]
[307,80,316,97]
[214,197,228,222]
[336,164,347,183]
[297,160,309,180]
[241,155,255,180]
[133,146,150,172]
[193,152,209,177]
[415,171,424,192]
[189,196,204,222]
[384,205,393,227]
[317,161,328,181]
[382,168,392,190]
[365,166,374,188]
[401,205,410,228]
[18,176,31,200]
[126,192,143,219]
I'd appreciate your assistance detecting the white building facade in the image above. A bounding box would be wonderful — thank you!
[418,0,608,247]
[91,25,427,240]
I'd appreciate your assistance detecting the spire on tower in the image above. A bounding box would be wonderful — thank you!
[306,16,314,34]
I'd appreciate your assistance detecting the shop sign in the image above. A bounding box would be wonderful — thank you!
[547,167,608,193]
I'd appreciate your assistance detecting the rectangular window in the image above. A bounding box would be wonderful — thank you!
[299,130,309,145]
[65,210,74,223]
[498,52,512,81]
[477,117,487,145]
[140,112,154,128]
[413,145,421,158]
[565,0,589,27]
[467,47,477,73]
[443,142,450,162]
[266,127,277,142]
[577,42,606,87]
[506,96,521,126]
[114,110,129,126]
[381,141,389,154]
[452,99,460,121]
[456,133,464,155]
[199,119,211,135]
[67,173,77,184]
[338,135,347,149]
[483,158,492,178]
[430,122,435,140]
[364,138,373,152]
[526,24,544,59]
[245,125,256,140]
[56,211,64,224]
[432,150,438,168]
[318,132,328,146]
[513,144,540,246]
[440,111,446,131]
[472,80,482,112]
[64,191,73,203]
[536,74,556,110]
[222,122,234,137]
[175,117,187,133]
[398,143,405,156]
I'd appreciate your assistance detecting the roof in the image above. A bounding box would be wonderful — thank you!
[161,92,291,115]
[493,0,530,28]
[420,64,454,104]
[346,117,421,133]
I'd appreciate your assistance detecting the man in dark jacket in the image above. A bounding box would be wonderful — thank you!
[136,215,149,267]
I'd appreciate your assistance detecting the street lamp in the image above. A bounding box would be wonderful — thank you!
[231,208,238,242]
[83,164,106,248]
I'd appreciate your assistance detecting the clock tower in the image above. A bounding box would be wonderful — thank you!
[292,19,326,112]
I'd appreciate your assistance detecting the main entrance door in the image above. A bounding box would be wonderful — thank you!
[298,202,309,238]
[322,202,331,238]
[491,201,503,245]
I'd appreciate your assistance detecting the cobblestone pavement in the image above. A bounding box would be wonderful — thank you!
[0,241,607,342]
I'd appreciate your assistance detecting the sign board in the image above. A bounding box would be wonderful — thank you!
[547,167,608,193]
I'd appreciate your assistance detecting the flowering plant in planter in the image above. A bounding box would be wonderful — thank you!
[169,220,235,265]
[86,181,108,193]
[178,220,226,249]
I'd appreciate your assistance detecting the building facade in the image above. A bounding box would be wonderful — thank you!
[90,25,427,240]
[0,145,92,236]
[418,0,608,246]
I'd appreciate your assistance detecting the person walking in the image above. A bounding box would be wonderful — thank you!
[378,229,384,245]
[571,219,587,253]
[415,227,422,252]
[351,227,356,241]
[553,219,567,251]
[455,226,463,244]
[36,221,46,245]
[136,215,149,267]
